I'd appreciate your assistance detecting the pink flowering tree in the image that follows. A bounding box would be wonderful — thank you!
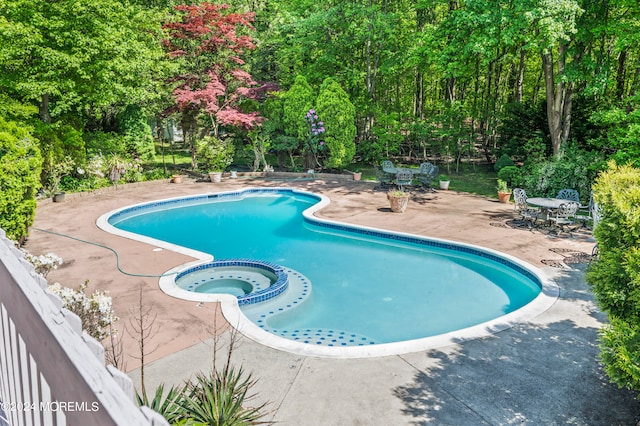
[163,3,268,168]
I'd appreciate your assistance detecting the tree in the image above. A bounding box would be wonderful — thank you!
[282,75,314,141]
[163,2,267,168]
[535,0,584,156]
[315,78,356,169]
[0,0,166,123]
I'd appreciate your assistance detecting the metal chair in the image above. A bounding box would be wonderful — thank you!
[556,189,580,203]
[548,201,580,231]
[381,160,395,173]
[575,193,595,225]
[374,165,393,188]
[513,188,540,226]
[394,170,413,191]
[416,162,439,189]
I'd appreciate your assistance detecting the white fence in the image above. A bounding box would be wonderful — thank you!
[0,229,167,426]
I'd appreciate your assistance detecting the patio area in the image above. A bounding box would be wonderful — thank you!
[25,176,639,424]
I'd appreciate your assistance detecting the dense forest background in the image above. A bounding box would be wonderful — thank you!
[2,0,639,180]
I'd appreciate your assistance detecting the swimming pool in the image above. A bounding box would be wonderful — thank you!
[98,187,557,358]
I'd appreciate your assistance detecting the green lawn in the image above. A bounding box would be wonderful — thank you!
[354,161,499,198]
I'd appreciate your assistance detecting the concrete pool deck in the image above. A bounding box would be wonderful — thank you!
[26,176,640,424]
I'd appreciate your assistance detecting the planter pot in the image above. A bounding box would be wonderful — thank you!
[170,175,183,183]
[230,170,238,179]
[387,193,410,213]
[353,172,362,181]
[52,192,66,203]
[209,172,223,183]
[498,191,511,203]
[439,180,450,190]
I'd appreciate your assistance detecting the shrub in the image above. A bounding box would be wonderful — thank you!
[586,162,640,391]
[0,117,42,242]
[20,250,62,278]
[315,77,356,169]
[493,153,514,172]
[48,281,118,341]
[282,75,314,141]
[84,131,128,157]
[196,136,235,172]
[518,144,606,202]
[497,165,520,186]
[117,105,156,161]
[34,122,85,177]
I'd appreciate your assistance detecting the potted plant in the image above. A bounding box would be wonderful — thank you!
[438,174,450,190]
[46,157,74,202]
[353,169,362,181]
[197,136,234,183]
[170,174,183,183]
[387,189,410,213]
[496,179,512,203]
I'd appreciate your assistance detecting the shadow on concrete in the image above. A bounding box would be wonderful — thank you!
[393,266,639,425]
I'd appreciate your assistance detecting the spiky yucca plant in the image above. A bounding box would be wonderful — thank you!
[177,366,268,425]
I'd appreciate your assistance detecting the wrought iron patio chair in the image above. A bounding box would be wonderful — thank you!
[575,193,595,225]
[513,188,540,227]
[556,188,580,203]
[416,162,439,190]
[394,170,413,191]
[548,201,580,232]
[374,165,393,188]
[381,160,395,173]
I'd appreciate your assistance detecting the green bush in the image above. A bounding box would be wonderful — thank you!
[315,77,356,169]
[84,131,128,157]
[497,166,520,186]
[586,162,640,390]
[34,122,85,187]
[493,153,514,172]
[0,117,42,242]
[518,144,606,202]
[116,105,155,161]
[196,136,235,172]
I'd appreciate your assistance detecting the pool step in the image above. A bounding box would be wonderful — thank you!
[242,267,311,329]
[270,328,377,347]
[241,268,377,347]
[180,270,272,293]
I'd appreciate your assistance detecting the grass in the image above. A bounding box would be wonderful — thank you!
[443,163,498,198]
[352,160,499,198]
[144,145,500,199]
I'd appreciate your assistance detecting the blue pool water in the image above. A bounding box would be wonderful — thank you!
[108,189,541,346]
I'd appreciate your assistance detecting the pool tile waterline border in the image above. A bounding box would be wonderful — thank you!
[175,259,289,306]
[97,187,559,359]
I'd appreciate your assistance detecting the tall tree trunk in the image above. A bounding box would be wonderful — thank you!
[616,50,627,100]
[515,48,526,103]
[364,0,380,142]
[541,43,575,156]
[413,69,424,119]
[181,111,198,169]
[39,94,51,123]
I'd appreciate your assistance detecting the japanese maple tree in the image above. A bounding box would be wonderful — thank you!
[163,3,267,165]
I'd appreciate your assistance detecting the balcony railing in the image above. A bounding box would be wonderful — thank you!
[0,229,167,426]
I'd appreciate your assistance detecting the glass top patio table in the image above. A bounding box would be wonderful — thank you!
[526,197,567,209]
[382,166,416,176]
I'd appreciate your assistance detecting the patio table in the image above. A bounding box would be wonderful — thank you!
[526,197,567,209]
[526,197,572,225]
[383,166,416,177]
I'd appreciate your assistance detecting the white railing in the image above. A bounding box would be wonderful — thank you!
[0,229,168,426]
